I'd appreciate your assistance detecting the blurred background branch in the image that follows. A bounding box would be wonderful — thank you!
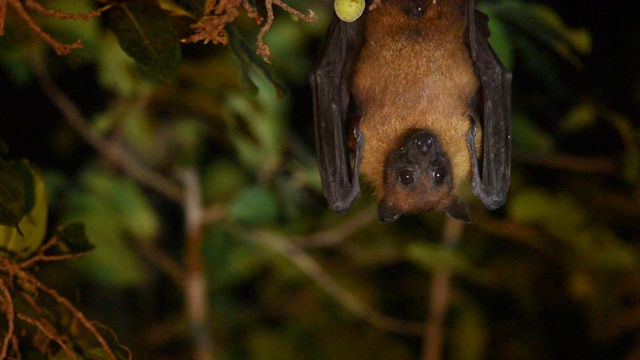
[422,218,465,360]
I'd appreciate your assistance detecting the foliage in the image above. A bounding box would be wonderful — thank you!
[104,1,181,82]
[0,159,48,256]
[1,0,640,359]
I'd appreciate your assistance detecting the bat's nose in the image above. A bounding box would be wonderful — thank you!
[414,133,434,154]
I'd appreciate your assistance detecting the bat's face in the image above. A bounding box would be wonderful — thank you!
[378,130,471,223]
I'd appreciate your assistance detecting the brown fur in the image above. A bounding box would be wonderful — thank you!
[384,171,455,213]
[353,0,481,206]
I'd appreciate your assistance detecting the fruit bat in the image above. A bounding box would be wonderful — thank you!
[310,0,511,223]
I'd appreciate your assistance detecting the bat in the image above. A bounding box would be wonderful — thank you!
[310,0,511,223]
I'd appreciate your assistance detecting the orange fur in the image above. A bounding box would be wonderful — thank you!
[353,0,481,201]
[384,173,455,213]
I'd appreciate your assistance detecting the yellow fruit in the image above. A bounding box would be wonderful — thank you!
[334,0,365,22]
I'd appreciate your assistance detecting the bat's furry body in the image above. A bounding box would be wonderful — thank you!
[355,0,481,215]
[311,0,511,223]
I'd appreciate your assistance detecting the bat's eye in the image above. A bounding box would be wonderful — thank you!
[398,168,415,186]
[432,166,447,185]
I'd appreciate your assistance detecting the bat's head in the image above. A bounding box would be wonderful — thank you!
[378,130,471,223]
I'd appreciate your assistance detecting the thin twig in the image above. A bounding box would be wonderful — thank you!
[244,228,424,336]
[0,0,8,35]
[92,321,134,360]
[201,204,228,226]
[514,152,618,174]
[19,236,93,268]
[13,268,120,360]
[422,217,465,360]
[0,278,15,359]
[300,208,377,248]
[143,313,186,349]
[130,238,187,286]
[177,169,214,360]
[183,0,241,45]
[255,0,316,62]
[24,0,111,20]
[2,237,131,358]
[471,211,542,250]
[29,54,184,202]
[16,313,76,358]
[10,334,19,360]
[20,252,93,268]
[6,0,82,55]
[1,0,108,53]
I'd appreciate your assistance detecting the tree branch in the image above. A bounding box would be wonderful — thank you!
[244,228,424,336]
[0,278,15,359]
[13,266,119,360]
[300,208,377,248]
[514,152,618,174]
[422,217,465,360]
[130,237,187,286]
[177,168,214,360]
[16,313,76,358]
[29,54,184,203]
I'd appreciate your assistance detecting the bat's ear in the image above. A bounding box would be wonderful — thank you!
[441,197,471,224]
[378,198,402,223]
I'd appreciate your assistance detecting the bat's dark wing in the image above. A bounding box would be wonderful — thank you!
[466,0,513,210]
[310,18,364,213]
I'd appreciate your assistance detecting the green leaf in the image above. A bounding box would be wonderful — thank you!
[485,0,591,68]
[222,86,287,172]
[0,33,35,85]
[159,0,205,19]
[54,223,95,254]
[508,188,586,230]
[406,243,489,284]
[511,111,554,153]
[407,242,470,271]
[84,348,118,360]
[0,162,48,257]
[560,103,598,133]
[204,227,271,288]
[41,0,101,62]
[96,34,139,97]
[202,159,248,203]
[0,161,25,228]
[185,0,206,18]
[0,158,45,234]
[227,26,286,98]
[560,103,640,183]
[63,167,160,286]
[13,159,37,214]
[51,351,75,360]
[248,327,302,360]
[484,13,514,71]
[449,297,488,360]
[601,109,640,183]
[75,168,160,240]
[105,0,181,82]
[65,192,147,287]
[229,187,279,225]
[525,2,591,55]
[103,177,161,240]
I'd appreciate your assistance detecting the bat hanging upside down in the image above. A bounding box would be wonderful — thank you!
[310,0,512,223]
